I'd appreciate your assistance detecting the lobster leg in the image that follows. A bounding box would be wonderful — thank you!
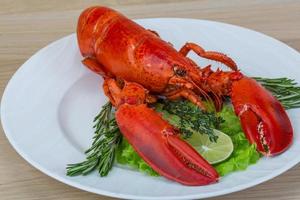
[179,42,238,71]
[103,78,122,106]
[167,89,206,109]
[82,57,111,77]
[166,76,212,110]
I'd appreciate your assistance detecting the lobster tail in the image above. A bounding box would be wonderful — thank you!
[77,6,120,57]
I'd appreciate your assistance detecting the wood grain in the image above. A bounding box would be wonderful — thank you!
[0,0,299,199]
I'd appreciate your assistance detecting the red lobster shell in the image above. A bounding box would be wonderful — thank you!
[77,6,293,185]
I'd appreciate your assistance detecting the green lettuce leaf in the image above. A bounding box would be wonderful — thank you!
[214,105,261,176]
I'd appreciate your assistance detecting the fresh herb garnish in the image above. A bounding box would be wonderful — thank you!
[156,100,222,142]
[254,77,300,109]
[66,102,122,176]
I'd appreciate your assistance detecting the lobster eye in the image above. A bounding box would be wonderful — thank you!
[173,64,186,76]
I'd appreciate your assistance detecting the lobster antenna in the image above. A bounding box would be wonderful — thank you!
[187,78,215,111]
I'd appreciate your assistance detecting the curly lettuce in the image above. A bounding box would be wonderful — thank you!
[214,105,261,176]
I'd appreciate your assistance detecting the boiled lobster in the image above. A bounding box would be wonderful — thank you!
[77,6,293,186]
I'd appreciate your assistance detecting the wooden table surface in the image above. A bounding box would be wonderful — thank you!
[1,0,300,199]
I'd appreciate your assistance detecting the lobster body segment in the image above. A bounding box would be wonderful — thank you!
[77,6,293,185]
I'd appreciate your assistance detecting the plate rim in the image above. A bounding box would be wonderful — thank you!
[1,18,300,200]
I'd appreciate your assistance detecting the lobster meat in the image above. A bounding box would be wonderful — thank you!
[77,6,293,185]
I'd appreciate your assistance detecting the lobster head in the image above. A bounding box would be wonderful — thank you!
[231,77,293,156]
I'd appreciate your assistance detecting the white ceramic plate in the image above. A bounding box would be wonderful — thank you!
[1,18,300,200]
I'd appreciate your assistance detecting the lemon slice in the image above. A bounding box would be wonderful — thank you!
[185,129,233,164]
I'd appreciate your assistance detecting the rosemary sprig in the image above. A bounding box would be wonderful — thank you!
[254,77,300,109]
[66,102,122,176]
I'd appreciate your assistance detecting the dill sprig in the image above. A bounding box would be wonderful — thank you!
[254,77,300,109]
[66,102,122,177]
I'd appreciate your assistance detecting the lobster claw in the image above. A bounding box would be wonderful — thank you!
[231,77,293,156]
[116,104,219,186]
